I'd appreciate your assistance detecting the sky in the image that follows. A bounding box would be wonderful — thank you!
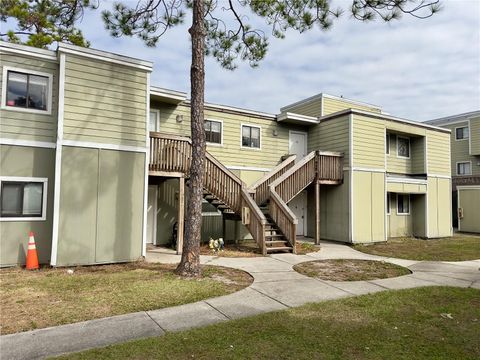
[11,0,480,121]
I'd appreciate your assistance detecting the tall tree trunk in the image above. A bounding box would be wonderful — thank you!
[175,0,206,277]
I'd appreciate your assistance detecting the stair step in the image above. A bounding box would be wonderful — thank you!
[217,205,230,210]
[265,240,288,245]
[210,200,225,205]
[265,234,285,238]
[204,195,216,200]
[266,246,293,253]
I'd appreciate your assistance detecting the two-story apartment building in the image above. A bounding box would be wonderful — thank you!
[426,111,480,233]
[0,41,452,267]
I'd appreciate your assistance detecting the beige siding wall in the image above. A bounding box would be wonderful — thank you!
[441,121,480,176]
[323,97,381,116]
[307,115,350,165]
[387,135,412,173]
[63,55,148,147]
[353,115,384,169]
[470,116,480,156]
[427,177,452,238]
[152,102,293,169]
[387,193,413,237]
[0,53,58,143]
[284,99,321,117]
[352,171,385,243]
[0,145,55,266]
[56,146,145,266]
[307,171,350,242]
[427,130,451,176]
[457,187,480,233]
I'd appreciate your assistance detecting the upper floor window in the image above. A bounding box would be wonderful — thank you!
[205,120,222,145]
[241,125,261,149]
[455,126,469,140]
[397,136,410,158]
[149,110,160,132]
[1,67,53,114]
[0,178,48,221]
[457,162,472,176]
[397,194,410,215]
[386,133,390,155]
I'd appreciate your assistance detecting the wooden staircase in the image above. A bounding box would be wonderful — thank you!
[149,132,343,255]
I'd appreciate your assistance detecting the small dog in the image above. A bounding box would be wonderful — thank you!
[209,237,225,253]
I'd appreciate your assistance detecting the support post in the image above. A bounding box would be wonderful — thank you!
[177,177,185,254]
[315,180,321,245]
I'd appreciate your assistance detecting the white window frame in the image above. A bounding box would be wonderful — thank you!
[456,161,472,176]
[1,66,53,115]
[396,135,410,159]
[396,194,410,215]
[205,118,223,147]
[386,192,391,215]
[148,109,160,132]
[0,176,48,221]
[240,123,262,150]
[454,126,469,141]
[385,133,390,155]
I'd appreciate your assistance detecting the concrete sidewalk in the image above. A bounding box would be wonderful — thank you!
[2,242,479,359]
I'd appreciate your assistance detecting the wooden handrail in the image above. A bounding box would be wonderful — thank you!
[249,154,296,205]
[240,187,267,255]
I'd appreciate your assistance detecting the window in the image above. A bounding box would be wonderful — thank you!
[386,133,390,155]
[241,125,261,149]
[149,110,159,132]
[455,126,469,140]
[0,178,48,220]
[457,162,472,175]
[397,194,410,215]
[1,67,52,114]
[205,120,222,144]
[386,193,391,215]
[397,136,410,158]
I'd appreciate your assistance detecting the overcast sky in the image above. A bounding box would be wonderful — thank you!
[76,0,478,121]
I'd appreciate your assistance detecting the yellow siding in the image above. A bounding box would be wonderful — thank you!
[387,135,412,174]
[352,171,385,243]
[0,53,58,143]
[470,116,480,156]
[323,97,381,115]
[427,177,452,238]
[283,99,321,117]
[387,194,413,237]
[63,54,148,147]
[427,130,451,176]
[307,115,350,165]
[353,115,385,169]
[411,137,425,173]
[386,182,427,193]
[386,122,426,136]
[152,102,292,169]
[458,187,480,233]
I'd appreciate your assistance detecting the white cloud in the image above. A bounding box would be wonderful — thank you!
[75,0,480,121]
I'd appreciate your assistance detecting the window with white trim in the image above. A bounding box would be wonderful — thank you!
[397,194,410,215]
[3,69,50,112]
[455,126,469,140]
[205,120,222,144]
[241,125,260,148]
[457,162,472,175]
[397,136,410,158]
[0,178,48,220]
[149,110,160,132]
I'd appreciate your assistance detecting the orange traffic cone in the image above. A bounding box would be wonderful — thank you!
[26,232,39,270]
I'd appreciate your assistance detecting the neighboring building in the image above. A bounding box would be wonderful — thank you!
[0,42,453,267]
[426,111,480,233]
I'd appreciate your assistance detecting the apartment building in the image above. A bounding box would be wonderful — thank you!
[426,111,480,233]
[0,42,452,267]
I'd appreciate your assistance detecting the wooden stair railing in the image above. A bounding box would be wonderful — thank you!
[248,154,296,205]
[149,132,267,253]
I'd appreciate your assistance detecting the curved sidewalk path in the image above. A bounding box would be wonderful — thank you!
[2,241,479,359]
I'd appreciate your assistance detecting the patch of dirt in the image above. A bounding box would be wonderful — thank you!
[293,259,411,281]
[295,241,321,255]
[200,241,261,257]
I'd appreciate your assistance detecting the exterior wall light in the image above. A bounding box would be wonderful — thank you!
[176,115,183,123]
[273,129,278,136]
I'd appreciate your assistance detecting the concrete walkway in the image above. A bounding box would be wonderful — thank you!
[2,241,479,359]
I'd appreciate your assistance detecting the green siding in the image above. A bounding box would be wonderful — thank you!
[387,193,413,237]
[0,145,55,266]
[411,137,425,174]
[284,100,321,117]
[387,135,412,174]
[427,177,452,238]
[470,116,480,156]
[63,55,148,148]
[458,187,480,233]
[427,130,451,176]
[152,102,293,169]
[353,115,385,169]
[0,53,58,143]
[56,146,145,266]
[412,194,426,237]
[307,115,350,165]
[323,97,381,116]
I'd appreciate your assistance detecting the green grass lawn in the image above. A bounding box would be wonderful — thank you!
[0,263,252,335]
[57,287,480,360]
[294,259,411,281]
[354,235,480,261]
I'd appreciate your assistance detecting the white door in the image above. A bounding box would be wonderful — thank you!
[147,185,157,244]
[149,110,160,132]
[289,191,307,236]
[289,131,308,162]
